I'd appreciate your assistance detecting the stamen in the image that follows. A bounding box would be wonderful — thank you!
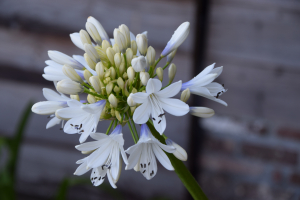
[158,120,161,124]
[142,170,146,173]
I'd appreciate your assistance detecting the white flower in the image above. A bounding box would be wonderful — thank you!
[57,79,84,95]
[189,107,215,118]
[56,99,106,143]
[32,88,70,129]
[161,22,190,57]
[48,51,84,70]
[140,72,150,86]
[70,32,84,50]
[131,56,147,72]
[131,78,189,134]
[125,124,175,180]
[165,138,187,161]
[74,125,128,188]
[136,34,148,56]
[181,63,227,106]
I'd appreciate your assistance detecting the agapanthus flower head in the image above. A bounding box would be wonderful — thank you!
[31,16,227,188]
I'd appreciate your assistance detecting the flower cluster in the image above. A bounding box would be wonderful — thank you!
[32,16,227,188]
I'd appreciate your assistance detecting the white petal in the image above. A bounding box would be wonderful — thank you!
[32,101,66,115]
[43,88,69,101]
[155,141,176,153]
[130,92,149,104]
[191,73,218,86]
[210,66,223,78]
[75,140,106,151]
[159,98,189,116]
[46,117,61,129]
[90,132,109,141]
[67,99,83,107]
[87,142,112,168]
[146,78,162,94]
[74,161,90,176]
[70,33,84,50]
[133,100,151,124]
[205,82,225,96]
[192,63,215,81]
[56,107,85,119]
[45,60,63,69]
[126,145,142,170]
[191,87,227,106]
[152,144,174,170]
[42,74,68,82]
[107,170,117,188]
[155,80,182,98]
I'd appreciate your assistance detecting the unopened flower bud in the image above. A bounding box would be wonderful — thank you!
[109,67,116,80]
[95,62,105,79]
[113,29,127,53]
[131,40,137,55]
[131,56,147,72]
[87,94,96,104]
[104,69,111,78]
[70,94,80,101]
[166,139,187,161]
[189,107,215,118]
[95,46,109,63]
[136,34,148,56]
[113,44,121,54]
[167,49,177,64]
[123,72,128,80]
[105,77,111,82]
[114,86,120,94]
[140,72,150,86]
[131,88,137,93]
[119,62,125,75]
[102,40,111,51]
[130,106,137,114]
[106,47,115,66]
[89,76,101,94]
[79,29,92,45]
[127,67,135,83]
[85,22,102,46]
[168,63,177,83]
[127,94,137,107]
[119,24,131,48]
[117,77,125,89]
[161,22,190,57]
[109,94,118,108]
[57,79,84,95]
[48,51,83,70]
[180,88,190,102]
[106,82,113,95]
[115,110,122,121]
[84,53,96,70]
[84,44,100,63]
[146,46,156,66]
[114,53,122,68]
[62,65,83,83]
[111,108,115,117]
[84,69,92,84]
[126,48,133,66]
[156,67,163,82]
[87,16,110,44]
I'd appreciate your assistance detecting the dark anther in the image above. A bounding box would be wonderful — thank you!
[79,124,82,129]
[140,163,143,168]
[102,166,104,170]
[152,118,156,121]
[94,171,95,173]
[91,178,93,180]
[70,124,73,126]
[222,84,225,87]
[98,177,101,180]
[150,170,154,176]
[102,177,105,179]
[216,92,221,98]
[148,162,150,165]
[158,113,165,118]
[60,128,63,130]
[144,164,146,168]
[158,120,161,124]
[142,170,146,173]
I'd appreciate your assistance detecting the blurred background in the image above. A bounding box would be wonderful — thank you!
[0,0,299,199]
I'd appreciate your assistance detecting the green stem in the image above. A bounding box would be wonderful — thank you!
[82,82,94,90]
[106,120,114,135]
[114,120,118,128]
[127,112,139,140]
[152,62,169,78]
[83,88,107,99]
[146,121,208,200]
[126,116,137,143]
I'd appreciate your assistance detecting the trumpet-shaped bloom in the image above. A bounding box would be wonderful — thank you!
[131,78,189,134]
[74,125,128,188]
[125,124,175,180]
[56,99,106,143]
[181,63,227,106]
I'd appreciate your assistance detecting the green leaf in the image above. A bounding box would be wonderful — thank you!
[146,121,208,200]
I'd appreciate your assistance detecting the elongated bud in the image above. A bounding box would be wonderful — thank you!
[156,67,163,82]
[57,79,84,95]
[32,101,67,115]
[117,77,125,89]
[70,94,80,101]
[167,49,177,64]
[166,139,187,161]
[161,22,190,57]
[95,62,105,79]
[106,47,115,66]
[119,62,125,75]
[168,63,177,83]
[119,24,131,48]
[131,40,137,55]
[115,110,122,121]
[180,88,190,102]
[136,34,148,56]
[106,82,113,95]
[130,106,137,114]
[113,29,127,53]
[87,16,110,44]
[89,76,101,93]
[123,72,128,80]
[83,69,92,84]
[108,94,118,108]
[87,94,96,104]
[140,72,150,86]
[189,107,215,118]
[84,53,96,70]
[114,86,120,94]
[126,48,133,66]
[146,46,156,66]
[114,53,122,68]
[113,44,121,54]
[131,88,137,93]
[79,29,92,45]
[127,67,135,83]
[131,56,147,72]
[85,22,102,45]
[84,44,100,63]
[110,67,116,80]
[104,68,111,78]
[127,94,137,107]
[62,65,83,83]
[102,40,111,51]
[95,46,109,62]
